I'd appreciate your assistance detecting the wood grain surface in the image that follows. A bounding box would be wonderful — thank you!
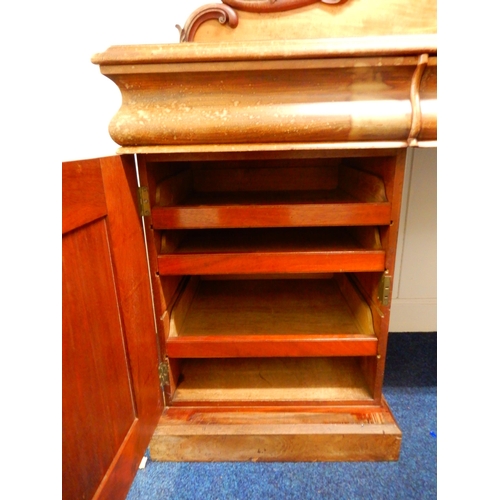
[92,36,436,149]
[166,277,376,357]
[191,0,436,42]
[171,357,373,404]
[158,227,385,275]
[63,156,163,499]
[149,398,401,461]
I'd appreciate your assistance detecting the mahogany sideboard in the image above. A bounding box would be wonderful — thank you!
[62,2,437,498]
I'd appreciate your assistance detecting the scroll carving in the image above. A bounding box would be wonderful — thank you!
[178,0,348,42]
[222,0,346,13]
[176,4,239,43]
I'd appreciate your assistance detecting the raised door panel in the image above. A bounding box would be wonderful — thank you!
[62,156,163,500]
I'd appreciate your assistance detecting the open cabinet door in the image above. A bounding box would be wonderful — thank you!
[62,155,164,500]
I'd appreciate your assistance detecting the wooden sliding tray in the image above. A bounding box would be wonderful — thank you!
[166,275,376,358]
[158,227,385,275]
[171,357,373,405]
[152,190,391,229]
[152,160,391,229]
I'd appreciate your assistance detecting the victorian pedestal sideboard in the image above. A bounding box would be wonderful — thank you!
[62,2,436,498]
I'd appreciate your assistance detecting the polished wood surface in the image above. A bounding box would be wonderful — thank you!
[62,159,107,234]
[63,218,135,500]
[168,334,377,358]
[153,196,391,229]
[158,227,385,275]
[62,156,163,499]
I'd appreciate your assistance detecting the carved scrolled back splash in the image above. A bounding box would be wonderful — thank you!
[176,4,239,43]
[178,0,349,42]
[222,0,346,13]
[91,0,436,152]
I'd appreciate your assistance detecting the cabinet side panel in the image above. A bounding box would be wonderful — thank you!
[348,151,407,399]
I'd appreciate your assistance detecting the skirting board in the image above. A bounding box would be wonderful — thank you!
[149,398,401,462]
[389,299,437,332]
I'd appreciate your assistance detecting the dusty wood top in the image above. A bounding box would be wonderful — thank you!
[91,34,436,66]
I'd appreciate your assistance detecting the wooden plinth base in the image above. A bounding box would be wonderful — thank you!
[149,398,401,462]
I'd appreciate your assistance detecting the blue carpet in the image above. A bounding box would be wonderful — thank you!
[127,333,437,500]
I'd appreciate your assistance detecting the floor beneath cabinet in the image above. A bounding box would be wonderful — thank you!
[127,332,437,499]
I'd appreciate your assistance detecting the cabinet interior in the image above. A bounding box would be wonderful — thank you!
[139,151,402,408]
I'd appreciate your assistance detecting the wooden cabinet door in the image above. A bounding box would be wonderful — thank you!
[62,156,164,500]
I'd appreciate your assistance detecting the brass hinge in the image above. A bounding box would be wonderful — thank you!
[158,360,170,388]
[378,274,392,306]
[137,187,151,217]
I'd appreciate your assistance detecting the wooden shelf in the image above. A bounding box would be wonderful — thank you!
[171,357,373,405]
[152,189,391,229]
[158,227,385,275]
[151,160,390,229]
[166,276,377,358]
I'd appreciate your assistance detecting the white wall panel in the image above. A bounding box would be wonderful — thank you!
[390,148,437,331]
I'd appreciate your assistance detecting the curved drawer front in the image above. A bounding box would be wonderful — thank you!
[93,36,437,150]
